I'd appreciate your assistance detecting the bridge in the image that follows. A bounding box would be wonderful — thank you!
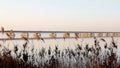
[0,30,120,40]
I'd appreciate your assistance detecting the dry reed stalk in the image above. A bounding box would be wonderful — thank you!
[118,33,120,36]
[1,26,4,34]
[97,33,103,37]
[112,33,116,37]
[89,33,94,37]
[63,32,70,40]
[74,33,80,40]
[106,33,111,37]
[33,33,41,40]
[81,33,88,37]
[49,32,56,39]
[21,32,28,41]
[6,29,15,39]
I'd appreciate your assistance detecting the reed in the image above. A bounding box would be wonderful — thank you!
[0,31,120,68]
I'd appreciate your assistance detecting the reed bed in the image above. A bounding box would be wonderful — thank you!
[0,37,120,68]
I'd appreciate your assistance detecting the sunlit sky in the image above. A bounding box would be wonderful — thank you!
[0,0,120,31]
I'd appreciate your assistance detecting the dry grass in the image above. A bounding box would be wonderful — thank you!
[0,37,120,68]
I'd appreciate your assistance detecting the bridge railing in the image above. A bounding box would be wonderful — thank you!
[0,30,120,40]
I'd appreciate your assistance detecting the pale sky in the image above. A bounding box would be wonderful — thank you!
[0,0,120,31]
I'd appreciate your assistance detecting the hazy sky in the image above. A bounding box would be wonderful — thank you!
[0,0,120,31]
